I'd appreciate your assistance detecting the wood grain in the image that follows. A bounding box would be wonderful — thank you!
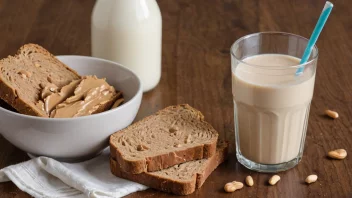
[0,0,351,197]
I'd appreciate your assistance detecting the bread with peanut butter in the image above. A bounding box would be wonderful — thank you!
[109,104,219,174]
[0,44,121,118]
[110,141,228,195]
[0,44,80,117]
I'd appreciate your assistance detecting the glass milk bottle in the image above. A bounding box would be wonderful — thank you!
[91,0,162,92]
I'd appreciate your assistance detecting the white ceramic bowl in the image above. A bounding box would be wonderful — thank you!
[0,56,142,162]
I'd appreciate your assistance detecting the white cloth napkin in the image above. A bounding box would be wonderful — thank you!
[0,148,148,198]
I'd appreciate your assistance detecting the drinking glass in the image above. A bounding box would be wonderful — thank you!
[231,32,318,172]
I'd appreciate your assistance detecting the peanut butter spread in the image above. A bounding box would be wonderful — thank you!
[37,75,117,118]
[42,80,80,114]
[50,76,116,118]
[40,83,58,99]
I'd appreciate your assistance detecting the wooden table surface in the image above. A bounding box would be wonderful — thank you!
[0,0,351,197]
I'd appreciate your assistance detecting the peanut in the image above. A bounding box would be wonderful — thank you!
[325,110,339,119]
[328,149,347,159]
[305,175,318,184]
[245,175,254,187]
[269,175,280,185]
[224,181,243,193]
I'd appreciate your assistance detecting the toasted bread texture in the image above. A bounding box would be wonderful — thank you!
[0,44,80,117]
[110,104,219,174]
[110,141,228,195]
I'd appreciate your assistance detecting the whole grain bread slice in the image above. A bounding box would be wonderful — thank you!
[110,104,219,174]
[0,44,80,117]
[110,141,228,195]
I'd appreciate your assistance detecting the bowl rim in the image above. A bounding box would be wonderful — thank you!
[0,55,142,121]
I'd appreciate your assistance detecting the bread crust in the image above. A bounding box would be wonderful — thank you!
[109,104,219,174]
[18,44,80,77]
[0,77,43,116]
[110,142,228,195]
[0,44,80,117]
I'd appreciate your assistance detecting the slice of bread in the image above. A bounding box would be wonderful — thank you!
[110,104,219,174]
[110,141,228,195]
[0,44,80,117]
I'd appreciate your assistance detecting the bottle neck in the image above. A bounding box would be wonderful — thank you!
[113,0,149,8]
[112,0,155,20]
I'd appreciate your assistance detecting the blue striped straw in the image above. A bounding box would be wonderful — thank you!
[296,1,333,75]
